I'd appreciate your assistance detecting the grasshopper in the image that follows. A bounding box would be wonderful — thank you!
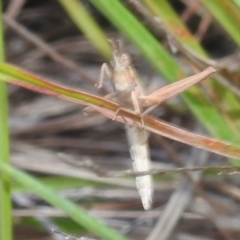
[96,39,153,210]
[96,39,216,210]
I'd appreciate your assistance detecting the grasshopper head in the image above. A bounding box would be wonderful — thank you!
[109,39,131,69]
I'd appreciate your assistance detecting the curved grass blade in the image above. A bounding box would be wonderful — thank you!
[202,0,240,46]
[142,0,240,142]
[58,0,111,59]
[0,62,118,110]
[0,63,240,161]
[0,162,129,240]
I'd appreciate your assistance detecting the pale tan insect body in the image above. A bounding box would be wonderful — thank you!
[97,40,153,210]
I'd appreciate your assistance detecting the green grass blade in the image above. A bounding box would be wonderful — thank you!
[142,0,240,141]
[0,162,129,240]
[13,176,111,192]
[0,1,12,239]
[88,0,237,143]
[202,0,240,46]
[233,0,240,8]
[58,0,111,59]
[142,0,205,53]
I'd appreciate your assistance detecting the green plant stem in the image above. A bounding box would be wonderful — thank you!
[58,0,111,59]
[0,1,12,240]
[0,162,129,240]
[202,0,240,46]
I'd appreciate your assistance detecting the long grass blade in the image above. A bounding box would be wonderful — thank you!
[141,0,240,142]
[58,0,111,59]
[0,63,240,162]
[0,162,129,240]
[0,1,12,239]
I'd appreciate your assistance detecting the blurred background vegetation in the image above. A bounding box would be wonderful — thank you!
[1,0,240,239]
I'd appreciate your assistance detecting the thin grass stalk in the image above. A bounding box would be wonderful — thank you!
[141,0,240,141]
[0,161,129,240]
[58,0,111,59]
[202,0,240,46]
[0,1,12,239]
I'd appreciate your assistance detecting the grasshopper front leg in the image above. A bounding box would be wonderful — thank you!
[95,63,124,121]
[95,63,112,89]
